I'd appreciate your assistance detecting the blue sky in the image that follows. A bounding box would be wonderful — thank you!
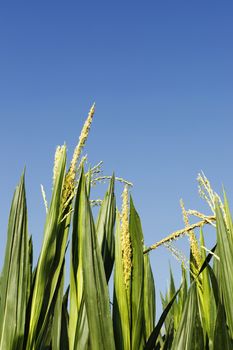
[0,1,233,315]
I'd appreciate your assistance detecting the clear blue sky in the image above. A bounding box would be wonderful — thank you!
[0,1,233,315]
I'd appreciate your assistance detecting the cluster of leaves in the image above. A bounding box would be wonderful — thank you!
[0,146,233,349]
[0,147,156,350]
[159,196,233,350]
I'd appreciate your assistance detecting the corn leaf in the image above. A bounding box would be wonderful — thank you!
[113,211,131,350]
[129,196,145,350]
[171,282,204,350]
[26,147,67,349]
[73,296,89,350]
[215,200,233,338]
[0,173,29,350]
[207,265,219,307]
[143,252,156,342]
[69,172,89,350]
[60,287,69,350]
[197,229,214,340]
[213,303,232,350]
[52,264,65,350]
[144,287,180,350]
[34,258,65,349]
[208,264,232,349]
[175,265,187,331]
[73,170,116,350]
[161,268,177,334]
[223,191,233,236]
[96,175,116,282]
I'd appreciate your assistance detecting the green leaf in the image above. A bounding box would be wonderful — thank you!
[223,191,233,237]
[161,268,178,334]
[166,268,177,332]
[144,287,180,350]
[143,252,156,342]
[96,175,116,282]
[197,243,217,277]
[0,173,29,350]
[196,230,215,341]
[207,265,219,307]
[27,236,33,303]
[26,146,68,349]
[175,265,187,332]
[69,171,88,350]
[171,283,204,350]
[52,264,65,350]
[113,211,131,350]
[213,303,232,350]
[215,199,233,338]
[73,295,89,350]
[60,287,69,350]
[129,196,145,350]
[34,258,66,350]
[72,170,116,350]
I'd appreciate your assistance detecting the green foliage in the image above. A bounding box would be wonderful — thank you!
[1,124,233,349]
[0,173,29,350]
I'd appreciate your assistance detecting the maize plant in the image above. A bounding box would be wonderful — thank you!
[0,106,233,349]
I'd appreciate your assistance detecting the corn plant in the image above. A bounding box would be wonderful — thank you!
[0,106,233,349]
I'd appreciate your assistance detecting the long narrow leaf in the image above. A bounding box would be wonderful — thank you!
[26,147,67,349]
[60,287,69,350]
[143,252,156,342]
[73,170,116,350]
[215,200,233,338]
[69,171,88,350]
[144,287,180,350]
[113,211,131,350]
[96,175,116,282]
[129,196,145,350]
[0,173,29,350]
[171,283,204,350]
